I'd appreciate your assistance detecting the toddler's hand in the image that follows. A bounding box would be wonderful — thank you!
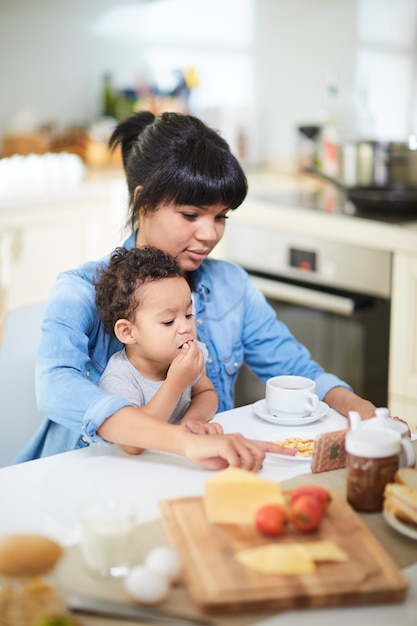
[182,419,224,435]
[168,340,204,388]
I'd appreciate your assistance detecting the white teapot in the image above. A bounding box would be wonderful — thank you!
[348,407,415,468]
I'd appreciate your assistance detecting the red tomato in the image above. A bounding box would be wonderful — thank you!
[290,495,324,532]
[255,504,288,536]
[290,485,331,511]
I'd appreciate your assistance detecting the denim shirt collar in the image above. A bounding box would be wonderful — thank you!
[125,231,137,249]
[192,262,212,307]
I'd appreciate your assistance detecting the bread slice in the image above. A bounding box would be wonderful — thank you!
[394,467,417,488]
[384,483,417,525]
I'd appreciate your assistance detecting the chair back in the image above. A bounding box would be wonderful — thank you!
[0,301,47,467]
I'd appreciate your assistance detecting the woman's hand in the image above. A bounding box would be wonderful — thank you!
[324,387,412,437]
[182,432,297,472]
[392,415,412,438]
[263,441,298,457]
[324,387,376,420]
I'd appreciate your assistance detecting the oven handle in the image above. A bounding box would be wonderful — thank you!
[250,275,355,316]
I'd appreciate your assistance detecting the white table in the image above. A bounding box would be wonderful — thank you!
[1,404,417,625]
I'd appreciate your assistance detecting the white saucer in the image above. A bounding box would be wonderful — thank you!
[252,398,329,426]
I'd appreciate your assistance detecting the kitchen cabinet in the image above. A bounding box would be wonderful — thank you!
[389,252,417,430]
[0,176,128,319]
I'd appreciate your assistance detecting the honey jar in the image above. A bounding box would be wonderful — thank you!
[345,429,401,512]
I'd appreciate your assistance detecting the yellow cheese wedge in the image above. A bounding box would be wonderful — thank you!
[301,540,349,562]
[203,467,285,524]
[236,544,316,575]
[236,540,349,575]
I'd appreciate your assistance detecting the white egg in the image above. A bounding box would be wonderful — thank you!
[145,546,183,584]
[124,564,170,604]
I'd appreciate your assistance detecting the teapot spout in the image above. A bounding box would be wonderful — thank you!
[348,410,362,429]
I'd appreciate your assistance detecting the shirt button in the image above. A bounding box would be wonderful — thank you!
[81,436,88,443]
[207,357,212,363]
[197,318,202,324]
[86,369,90,377]
[234,362,239,368]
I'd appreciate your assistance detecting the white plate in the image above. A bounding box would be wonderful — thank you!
[382,507,417,541]
[265,451,312,463]
[252,399,329,426]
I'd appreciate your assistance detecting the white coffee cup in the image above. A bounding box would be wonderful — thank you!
[79,499,135,577]
[265,375,319,418]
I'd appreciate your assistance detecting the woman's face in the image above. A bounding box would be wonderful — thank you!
[136,201,230,272]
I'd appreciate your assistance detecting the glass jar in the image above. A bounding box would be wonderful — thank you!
[345,429,401,512]
[0,576,68,626]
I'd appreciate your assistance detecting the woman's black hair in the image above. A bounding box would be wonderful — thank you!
[109,111,248,230]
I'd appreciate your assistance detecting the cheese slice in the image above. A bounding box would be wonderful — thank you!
[203,467,285,524]
[300,540,349,562]
[236,540,349,575]
[236,544,316,575]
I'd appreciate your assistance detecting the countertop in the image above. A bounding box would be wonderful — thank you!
[240,170,417,255]
[2,165,417,255]
[0,167,126,212]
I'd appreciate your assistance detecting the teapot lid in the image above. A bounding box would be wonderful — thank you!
[373,407,407,434]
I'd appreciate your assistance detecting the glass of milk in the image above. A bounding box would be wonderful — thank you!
[79,499,135,577]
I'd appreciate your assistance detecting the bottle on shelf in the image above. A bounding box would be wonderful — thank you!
[320,72,342,179]
[101,72,117,119]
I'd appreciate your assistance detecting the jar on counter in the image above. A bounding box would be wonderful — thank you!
[345,429,401,513]
[296,125,321,172]
[0,534,70,625]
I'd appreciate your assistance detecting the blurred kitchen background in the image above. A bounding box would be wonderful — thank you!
[1,0,416,171]
[2,0,417,424]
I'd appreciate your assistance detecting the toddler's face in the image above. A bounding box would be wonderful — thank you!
[130,276,196,365]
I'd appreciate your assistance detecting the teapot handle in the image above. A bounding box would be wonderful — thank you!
[400,438,416,468]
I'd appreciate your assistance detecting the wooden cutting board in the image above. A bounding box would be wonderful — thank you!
[159,492,409,614]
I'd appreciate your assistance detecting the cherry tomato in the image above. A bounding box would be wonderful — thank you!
[255,504,288,536]
[290,484,331,511]
[290,495,324,532]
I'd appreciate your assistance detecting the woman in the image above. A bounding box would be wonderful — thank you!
[15,111,376,470]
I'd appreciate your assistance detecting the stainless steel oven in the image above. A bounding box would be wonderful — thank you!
[224,220,391,408]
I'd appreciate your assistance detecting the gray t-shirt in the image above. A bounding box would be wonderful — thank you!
[99,348,203,424]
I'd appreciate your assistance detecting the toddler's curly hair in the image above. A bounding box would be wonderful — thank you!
[95,246,183,334]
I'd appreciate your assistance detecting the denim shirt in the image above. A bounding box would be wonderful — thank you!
[14,232,350,463]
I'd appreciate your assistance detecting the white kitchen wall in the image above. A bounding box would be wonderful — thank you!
[0,0,254,134]
[0,0,416,171]
[253,0,357,170]
[255,0,417,169]
[355,0,417,139]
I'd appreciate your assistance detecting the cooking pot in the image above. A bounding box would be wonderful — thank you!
[339,140,417,188]
[340,185,417,213]
[307,138,417,213]
[310,173,417,214]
